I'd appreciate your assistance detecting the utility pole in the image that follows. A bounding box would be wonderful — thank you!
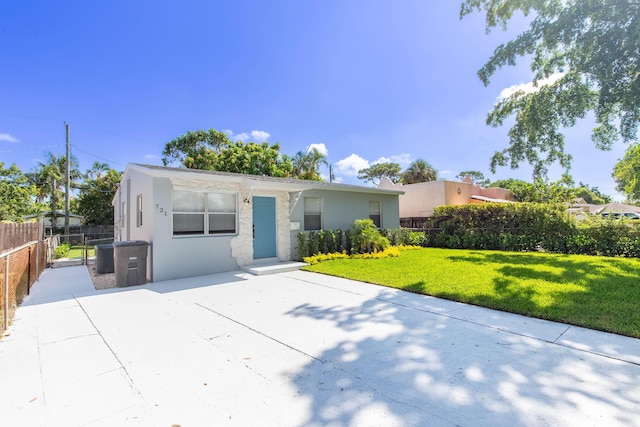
[64,122,70,236]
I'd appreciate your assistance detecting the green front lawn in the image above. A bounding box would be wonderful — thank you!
[303,248,640,338]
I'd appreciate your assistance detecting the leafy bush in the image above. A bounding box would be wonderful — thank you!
[566,217,640,257]
[426,203,574,252]
[53,242,71,259]
[350,218,389,254]
[423,203,640,258]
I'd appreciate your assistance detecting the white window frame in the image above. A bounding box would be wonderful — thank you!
[172,191,238,236]
[303,197,323,231]
[136,194,143,228]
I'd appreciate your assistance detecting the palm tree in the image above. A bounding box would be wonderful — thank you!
[33,152,81,227]
[292,146,328,181]
[401,159,438,184]
[86,161,110,180]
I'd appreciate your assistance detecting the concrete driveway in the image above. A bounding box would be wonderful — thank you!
[1,265,639,426]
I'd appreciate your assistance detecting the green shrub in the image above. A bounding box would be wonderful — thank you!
[426,203,573,252]
[350,218,390,254]
[382,228,411,246]
[53,242,71,259]
[425,203,640,258]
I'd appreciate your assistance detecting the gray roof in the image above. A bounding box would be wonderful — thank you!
[129,163,404,195]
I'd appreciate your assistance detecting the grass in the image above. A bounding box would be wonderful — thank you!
[65,245,95,259]
[303,247,640,338]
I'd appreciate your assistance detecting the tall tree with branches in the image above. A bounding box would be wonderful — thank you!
[461,0,640,177]
[33,152,81,226]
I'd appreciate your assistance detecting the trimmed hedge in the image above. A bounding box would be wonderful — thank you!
[425,203,640,257]
[296,204,640,259]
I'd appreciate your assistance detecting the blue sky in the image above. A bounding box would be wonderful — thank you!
[0,1,628,199]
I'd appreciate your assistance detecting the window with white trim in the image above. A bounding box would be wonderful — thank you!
[304,197,322,230]
[136,194,143,227]
[172,191,237,236]
[369,200,381,227]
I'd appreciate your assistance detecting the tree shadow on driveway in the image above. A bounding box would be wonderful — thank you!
[283,277,640,426]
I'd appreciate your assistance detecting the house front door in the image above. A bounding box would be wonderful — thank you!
[252,196,277,259]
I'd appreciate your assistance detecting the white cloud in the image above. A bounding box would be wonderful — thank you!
[335,153,370,176]
[372,153,412,166]
[308,143,328,156]
[498,72,566,100]
[223,129,270,142]
[235,132,250,142]
[144,154,159,159]
[250,130,270,142]
[0,133,19,143]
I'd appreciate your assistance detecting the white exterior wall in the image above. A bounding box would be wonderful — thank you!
[116,164,401,282]
[135,177,292,282]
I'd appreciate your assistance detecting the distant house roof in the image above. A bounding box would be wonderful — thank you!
[594,202,640,214]
[23,211,83,220]
[469,195,514,204]
[128,163,405,195]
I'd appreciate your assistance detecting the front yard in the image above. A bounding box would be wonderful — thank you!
[303,248,640,339]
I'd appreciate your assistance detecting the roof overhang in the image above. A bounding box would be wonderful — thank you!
[127,163,404,196]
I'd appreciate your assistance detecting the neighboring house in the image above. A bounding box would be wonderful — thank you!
[378,176,514,219]
[113,164,403,282]
[568,199,640,219]
[23,211,83,227]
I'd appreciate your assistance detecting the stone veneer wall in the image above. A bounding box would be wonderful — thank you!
[230,190,291,266]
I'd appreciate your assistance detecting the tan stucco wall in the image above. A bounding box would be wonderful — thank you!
[391,180,514,218]
[480,187,514,201]
[397,181,446,217]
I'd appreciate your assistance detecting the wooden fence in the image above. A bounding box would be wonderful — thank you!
[0,223,45,254]
[0,238,51,335]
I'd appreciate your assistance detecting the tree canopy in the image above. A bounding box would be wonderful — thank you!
[162,129,294,177]
[357,162,402,185]
[456,170,490,186]
[212,141,293,177]
[73,169,122,225]
[574,182,612,204]
[292,147,328,181]
[0,163,37,222]
[461,0,640,177]
[401,159,438,184]
[613,142,640,202]
[489,176,577,204]
[162,129,229,169]
[32,152,81,225]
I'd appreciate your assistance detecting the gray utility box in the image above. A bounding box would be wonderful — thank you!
[95,244,114,274]
[113,240,150,287]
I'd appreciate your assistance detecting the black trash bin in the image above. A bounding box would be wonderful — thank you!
[95,244,114,274]
[113,240,150,287]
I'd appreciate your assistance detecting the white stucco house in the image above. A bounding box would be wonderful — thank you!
[113,164,403,282]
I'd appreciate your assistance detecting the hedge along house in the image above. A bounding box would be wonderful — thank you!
[113,164,403,282]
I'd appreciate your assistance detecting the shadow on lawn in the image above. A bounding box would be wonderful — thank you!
[285,282,640,426]
[434,251,640,337]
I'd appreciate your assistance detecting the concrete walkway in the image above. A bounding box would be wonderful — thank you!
[1,266,639,426]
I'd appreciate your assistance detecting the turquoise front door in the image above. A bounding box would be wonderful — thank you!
[252,196,277,259]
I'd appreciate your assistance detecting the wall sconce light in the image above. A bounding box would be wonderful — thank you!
[457,187,462,195]
[243,198,251,206]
